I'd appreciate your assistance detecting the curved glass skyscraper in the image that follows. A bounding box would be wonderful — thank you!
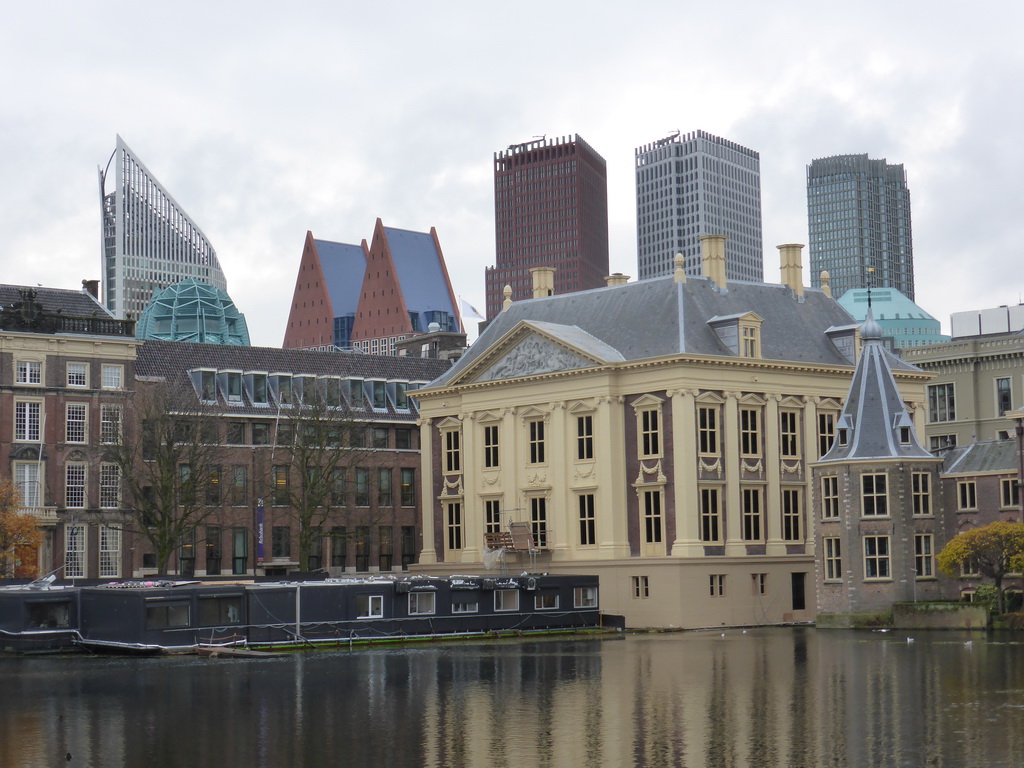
[99,135,226,319]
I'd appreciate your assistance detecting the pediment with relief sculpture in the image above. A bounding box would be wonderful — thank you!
[474,333,599,382]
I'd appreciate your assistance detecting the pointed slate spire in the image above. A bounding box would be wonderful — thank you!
[819,306,931,462]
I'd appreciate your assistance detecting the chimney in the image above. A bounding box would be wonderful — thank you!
[820,270,832,299]
[530,266,556,298]
[777,243,804,297]
[699,234,727,289]
[604,273,630,287]
[82,279,100,299]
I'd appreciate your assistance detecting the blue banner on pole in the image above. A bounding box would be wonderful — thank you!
[257,498,265,563]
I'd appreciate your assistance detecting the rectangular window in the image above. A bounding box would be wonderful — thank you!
[578,493,596,546]
[100,404,121,444]
[1001,478,1020,509]
[444,430,461,473]
[101,364,123,390]
[698,406,719,456]
[16,360,41,385]
[251,423,269,445]
[927,383,955,422]
[574,586,598,608]
[198,596,242,625]
[782,488,802,541]
[251,374,269,405]
[700,487,721,542]
[930,434,957,451]
[643,489,663,545]
[372,381,386,409]
[99,525,120,577]
[821,476,840,519]
[494,589,519,612]
[15,401,41,441]
[485,499,502,534]
[824,537,842,580]
[742,487,763,541]
[330,526,347,568]
[452,599,479,613]
[400,468,415,506]
[146,602,190,628]
[740,408,761,457]
[483,424,500,468]
[67,363,88,388]
[446,502,463,550]
[709,574,726,597]
[272,466,289,506]
[632,575,650,599]
[958,481,977,511]
[409,592,436,615]
[529,420,546,464]
[818,412,836,458]
[65,463,86,508]
[915,534,934,578]
[377,468,392,506]
[395,428,413,450]
[206,465,221,505]
[356,594,384,618]
[530,497,548,548]
[225,372,242,403]
[355,468,370,506]
[577,415,594,460]
[372,427,389,449]
[535,593,558,610]
[913,473,932,515]
[997,377,1012,417]
[65,525,85,578]
[741,325,760,357]
[640,409,660,457]
[14,462,41,507]
[99,463,121,508]
[271,526,291,559]
[231,466,248,506]
[752,573,767,595]
[780,412,799,458]
[862,474,888,517]
[65,403,87,443]
[864,536,891,579]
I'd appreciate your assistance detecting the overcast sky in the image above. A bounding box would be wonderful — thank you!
[2,1,1021,346]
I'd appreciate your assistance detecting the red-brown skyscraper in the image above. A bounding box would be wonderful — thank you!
[485,135,609,318]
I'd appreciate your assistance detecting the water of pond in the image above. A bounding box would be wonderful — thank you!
[1,627,1021,767]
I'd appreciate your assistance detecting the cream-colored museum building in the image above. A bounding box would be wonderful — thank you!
[414,241,931,628]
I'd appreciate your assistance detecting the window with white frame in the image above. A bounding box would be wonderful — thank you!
[915,534,934,578]
[958,481,977,511]
[927,383,955,422]
[577,415,594,460]
[356,594,384,618]
[817,412,836,458]
[99,525,121,577]
[535,593,558,610]
[99,464,121,508]
[997,377,1012,417]
[700,487,721,542]
[484,499,502,534]
[483,424,499,468]
[1001,478,1020,509]
[101,364,123,390]
[824,537,842,580]
[574,586,598,608]
[578,493,596,546]
[740,408,761,457]
[862,474,888,516]
[495,589,519,611]
[913,473,932,515]
[742,487,763,541]
[409,592,436,615]
[752,573,767,595]
[14,462,41,507]
[709,574,726,597]
[16,360,41,385]
[65,463,86,508]
[639,408,660,457]
[632,575,650,599]
[643,489,663,547]
[528,419,546,464]
[65,403,87,443]
[446,502,463,550]
[530,497,548,547]
[780,411,800,458]
[443,429,461,473]
[66,363,88,388]
[698,405,719,456]
[452,598,478,613]
[821,476,840,519]
[14,401,41,441]
[65,525,86,578]
[782,488,802,541]
[100,404,121,444]
[740,323,761,358]
[864,536,891,579]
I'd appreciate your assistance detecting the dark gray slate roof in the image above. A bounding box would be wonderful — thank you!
[818,312,932,462]
[0,285,111,319]
[430,274,862,388]
[943,439,1018,474]
[136,339,451,418]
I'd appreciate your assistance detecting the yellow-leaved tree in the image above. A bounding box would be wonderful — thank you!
[937,521,1024,614]
[0,480,45,579]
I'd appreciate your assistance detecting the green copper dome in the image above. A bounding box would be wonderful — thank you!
[136,278,250,345]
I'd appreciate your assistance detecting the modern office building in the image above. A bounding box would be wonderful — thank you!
[283,220,462,355]
[635,130,762,281]
[136,278,250,345]
[98,135,227,320]
[836,287,948,349]
[806,154,914,300]
[485,135,609,319]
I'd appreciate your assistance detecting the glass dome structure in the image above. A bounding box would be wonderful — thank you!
[136,278,250,345]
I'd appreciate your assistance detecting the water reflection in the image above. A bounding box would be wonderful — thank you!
[1,629,1023,767]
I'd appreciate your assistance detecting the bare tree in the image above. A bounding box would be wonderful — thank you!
[105,378,223,574]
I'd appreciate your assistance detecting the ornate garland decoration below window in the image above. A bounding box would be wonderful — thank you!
[699,457,723,477]
[741,459,764,477]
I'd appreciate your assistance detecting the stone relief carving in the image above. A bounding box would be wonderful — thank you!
[477,336,594,381]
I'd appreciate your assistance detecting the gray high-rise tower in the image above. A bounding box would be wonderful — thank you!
[806,154,914,300]
[635,130,762,281]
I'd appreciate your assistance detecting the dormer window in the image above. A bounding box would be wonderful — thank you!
[740,324,760,358]
[708,312,763,358]
[838,428,849,446]
[393,381,409,410]
[245,372,269,406]
[270,374,293,406]
[370,380,387,410]
[899,427,911,444]
[321,376,342,406]
[190,369,217,402]
[219,371,243,403]
[347,378,364,408]
[294,375,316,404]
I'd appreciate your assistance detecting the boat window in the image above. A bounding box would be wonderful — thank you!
[26,601,71,629]
[494,589,519,612]
[198,596,242,626]
[408,592,435,615]
[356,594,384,618]
[452,599,478,613]
[574,586,598,609]
[146,601,191,628]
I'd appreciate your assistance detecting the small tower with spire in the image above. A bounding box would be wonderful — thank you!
[812,306,951,622]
